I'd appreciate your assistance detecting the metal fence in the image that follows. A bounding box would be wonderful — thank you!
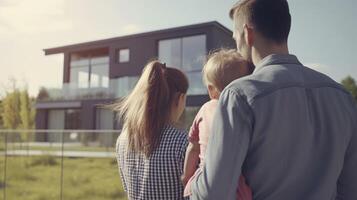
[0,129,122,200]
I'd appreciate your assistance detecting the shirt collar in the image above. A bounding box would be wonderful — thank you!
[254,54,302,74]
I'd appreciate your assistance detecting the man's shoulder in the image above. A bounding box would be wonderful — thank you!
[224,72,271,104]
[224,64,348,104]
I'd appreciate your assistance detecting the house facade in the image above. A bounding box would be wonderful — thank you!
[35,21,235,141]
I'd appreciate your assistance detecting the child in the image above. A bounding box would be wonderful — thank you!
[182,49,254,199]
[115,61,189,199]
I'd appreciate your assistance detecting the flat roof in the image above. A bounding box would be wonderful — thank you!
[43,21,232,55]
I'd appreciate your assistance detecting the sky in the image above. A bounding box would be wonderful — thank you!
[0,0,356,97]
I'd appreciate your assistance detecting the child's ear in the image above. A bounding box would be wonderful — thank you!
[208,85,220,99]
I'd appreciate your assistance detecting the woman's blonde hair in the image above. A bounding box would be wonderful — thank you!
[202,49,254,91]
[113,60,188,157]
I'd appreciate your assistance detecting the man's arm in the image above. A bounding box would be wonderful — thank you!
[190,89,253,200]
[336,100,357,200]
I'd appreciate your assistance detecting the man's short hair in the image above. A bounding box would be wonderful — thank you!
[230,0,291,44]
[202,49,253,92]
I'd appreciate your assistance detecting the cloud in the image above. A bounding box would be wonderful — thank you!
[0,0,72,35]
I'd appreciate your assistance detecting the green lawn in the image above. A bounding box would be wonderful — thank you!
[5,145,115,153]
[0,156,127,200]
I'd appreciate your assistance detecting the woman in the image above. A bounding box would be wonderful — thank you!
[115,60,189,200]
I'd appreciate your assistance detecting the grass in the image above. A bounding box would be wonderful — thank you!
[0,155,127,200]
[5,145,115,153]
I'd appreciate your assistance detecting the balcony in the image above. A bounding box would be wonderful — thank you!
[37,75,207,102]
[37,77,139,101]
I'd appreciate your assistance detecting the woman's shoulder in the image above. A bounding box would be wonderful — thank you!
[163,124,187,135]
[162,125,188,141]
[161,125,188,154]
[116,129,131,151]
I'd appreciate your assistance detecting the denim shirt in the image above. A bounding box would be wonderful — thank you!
[190,54,357,200]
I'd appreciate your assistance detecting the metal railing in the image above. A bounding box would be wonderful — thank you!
[0,129,122,200]
[37,73,208,102]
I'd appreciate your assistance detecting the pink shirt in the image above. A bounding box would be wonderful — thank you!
[184,99,252,200]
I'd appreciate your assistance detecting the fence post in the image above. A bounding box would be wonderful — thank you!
[3,131,8,200]
[60,131,64,200]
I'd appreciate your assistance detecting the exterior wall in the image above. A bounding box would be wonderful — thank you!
[63,52,70,83]
[210,26,236,50]
[109,26,213,79]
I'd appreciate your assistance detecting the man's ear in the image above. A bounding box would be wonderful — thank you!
[244,24,254,46]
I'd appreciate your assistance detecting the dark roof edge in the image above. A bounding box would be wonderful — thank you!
[43,21,232,55]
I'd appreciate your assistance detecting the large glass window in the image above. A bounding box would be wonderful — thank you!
[186,72,206,95]
[47,109,81,142]
[70,53,109,89]
[95,108,116,147]
[112,76,139,97]
[91,64,109,88]
[48,109,81,130]
[70,54,89,67]
[48,110,65,142]
[65,109,81,129]
[70,67,89,88]
[95,108,114,130]
[158,38,181,67]
[182,35,206,72]
[158,35,207,95]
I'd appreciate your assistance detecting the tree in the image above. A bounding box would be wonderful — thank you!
[1,89,21,129]
[1,79,35,130]
[341,76,357,102]
[20,90,35,129]
[37,87,49,101]
[0,100,3,129]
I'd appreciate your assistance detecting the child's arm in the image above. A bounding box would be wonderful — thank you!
[181,117,202,186]
[182,140,200,186]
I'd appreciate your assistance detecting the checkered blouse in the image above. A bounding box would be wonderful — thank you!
[116,125,189,200]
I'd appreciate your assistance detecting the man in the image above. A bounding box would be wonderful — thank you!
[190,0,357,199]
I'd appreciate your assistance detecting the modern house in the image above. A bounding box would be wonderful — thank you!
[35,21,235,142]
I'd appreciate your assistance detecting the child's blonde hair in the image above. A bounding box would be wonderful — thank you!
[202,49,253,91]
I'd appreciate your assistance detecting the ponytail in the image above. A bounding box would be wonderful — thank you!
[114,60,188,156]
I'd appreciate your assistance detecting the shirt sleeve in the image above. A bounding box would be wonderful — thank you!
[116,137,128,192]
[190,89,253,200]
[336,98,357,200]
